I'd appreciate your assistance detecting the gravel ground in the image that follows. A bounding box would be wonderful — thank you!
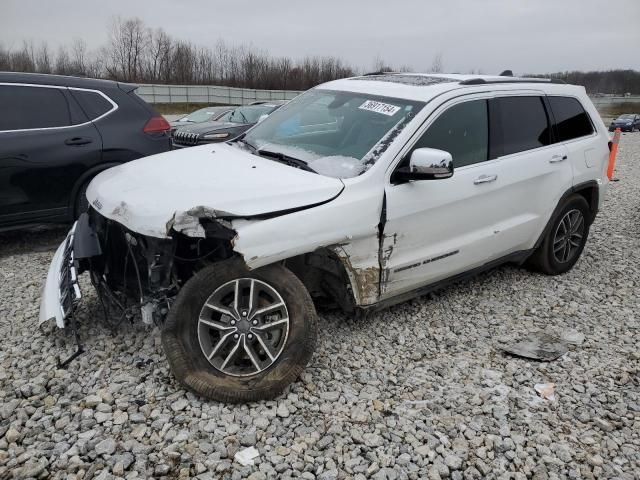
[1,134,639,480]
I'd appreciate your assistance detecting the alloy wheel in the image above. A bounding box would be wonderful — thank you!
[552,209,585,263]
[197,278,290,377]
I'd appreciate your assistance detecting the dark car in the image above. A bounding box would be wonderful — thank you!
[169,106,233,135]
[609,114,640,132]
[172,102,285,148]
[0,72,171,231]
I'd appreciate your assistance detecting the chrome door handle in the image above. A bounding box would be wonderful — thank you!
[474,174,498,184]
[549,155,568,163]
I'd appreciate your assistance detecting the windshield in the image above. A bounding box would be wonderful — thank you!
[221,105,278,124]
[241,89,424,178]
[618,114,634,120]
[183,108,225,123]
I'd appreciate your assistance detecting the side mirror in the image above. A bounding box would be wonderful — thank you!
[393,148,454,183]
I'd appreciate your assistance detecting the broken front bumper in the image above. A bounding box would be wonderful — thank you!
[39,223,82,328]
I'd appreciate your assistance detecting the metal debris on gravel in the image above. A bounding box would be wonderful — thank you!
[499,332,569,361]
[1,134,639,479]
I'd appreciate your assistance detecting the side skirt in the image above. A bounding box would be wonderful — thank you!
[361,249,533,314]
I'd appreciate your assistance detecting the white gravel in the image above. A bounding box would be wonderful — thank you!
[1,133,639,479]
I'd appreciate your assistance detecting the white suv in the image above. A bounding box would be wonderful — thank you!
[40,73,610,402]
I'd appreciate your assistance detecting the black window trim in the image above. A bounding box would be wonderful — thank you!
[0,83,118,134]
[545,94,597,144]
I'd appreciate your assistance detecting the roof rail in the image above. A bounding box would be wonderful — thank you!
[459,78,567,86]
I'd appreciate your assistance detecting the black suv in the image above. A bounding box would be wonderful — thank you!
[0,72,171,231]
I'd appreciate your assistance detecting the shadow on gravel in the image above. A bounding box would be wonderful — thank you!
[0,224,68,258]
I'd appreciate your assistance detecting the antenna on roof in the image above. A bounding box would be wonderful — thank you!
[499,70,514,77]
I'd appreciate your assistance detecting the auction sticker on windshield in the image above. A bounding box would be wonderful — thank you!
[359,100,401,116]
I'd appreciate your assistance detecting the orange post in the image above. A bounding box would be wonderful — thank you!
[607,128,621,180]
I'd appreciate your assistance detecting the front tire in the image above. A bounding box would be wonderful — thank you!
[526,194,591,275]
[162,259,318,403]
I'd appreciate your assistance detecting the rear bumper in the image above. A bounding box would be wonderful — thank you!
[39,223,82,328]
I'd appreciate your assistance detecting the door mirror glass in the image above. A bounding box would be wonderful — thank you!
[393,148,454,182]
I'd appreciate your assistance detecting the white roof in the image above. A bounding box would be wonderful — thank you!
[317,73,583,101]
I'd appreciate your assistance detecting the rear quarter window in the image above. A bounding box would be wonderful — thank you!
[0,85,71,130]
[70,90,114,120]
[548,96,594,141]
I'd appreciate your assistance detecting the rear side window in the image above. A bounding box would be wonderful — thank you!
[548,96,593,141]
[412,99,488,168]
[0,85,71,131]
[495,96,551,156]
[70,90,114,120]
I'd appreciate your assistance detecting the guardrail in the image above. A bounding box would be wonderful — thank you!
[135,84,303,105]
[589,95,640,106]
[134,84,640,109]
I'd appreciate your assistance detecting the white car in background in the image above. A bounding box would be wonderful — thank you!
[40,73,610,402]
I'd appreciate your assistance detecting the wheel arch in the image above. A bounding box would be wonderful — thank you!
[534,180,599,250]
[68,161,123,215]
[280,247,359,313]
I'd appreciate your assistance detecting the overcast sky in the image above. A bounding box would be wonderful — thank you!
[1,0,639,74]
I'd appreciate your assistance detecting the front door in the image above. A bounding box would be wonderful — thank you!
[381,96,508,299]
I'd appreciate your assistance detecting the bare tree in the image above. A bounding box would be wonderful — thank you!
[105,16,149,82]
[54,46,71,75]
[71,38,87,74]
[35,42,52,73]
[146,28,172,82]
[429,53,444,73]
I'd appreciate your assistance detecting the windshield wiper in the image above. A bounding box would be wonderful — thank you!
[256,149,317,173]
[235,137,257,152]
[237,110,249,123]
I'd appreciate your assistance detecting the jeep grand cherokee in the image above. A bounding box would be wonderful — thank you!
[40,73,609,402]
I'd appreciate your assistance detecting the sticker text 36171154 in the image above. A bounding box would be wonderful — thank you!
[359,100,401,116]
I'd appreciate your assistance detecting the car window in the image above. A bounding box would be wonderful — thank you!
[70,89,113,121]
[0,85,71,131]
[548,96,593,142]
[495,96,551,156]
[410,99,488,168]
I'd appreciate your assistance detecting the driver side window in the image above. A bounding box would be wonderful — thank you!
[411,100,488,168]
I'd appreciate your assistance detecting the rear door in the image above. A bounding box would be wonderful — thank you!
[0,84,102,224]
[487,94,573,255]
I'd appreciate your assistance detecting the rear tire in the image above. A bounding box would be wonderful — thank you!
[162,258,318,403]
[526,194,591,275]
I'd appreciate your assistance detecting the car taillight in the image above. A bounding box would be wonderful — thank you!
[143,116,171,134]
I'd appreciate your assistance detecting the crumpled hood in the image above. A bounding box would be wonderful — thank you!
[86,143,344,238]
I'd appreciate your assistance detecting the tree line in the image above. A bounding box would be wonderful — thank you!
[0,17,357,90]
[1,16,638,94]
[542,70,640,95]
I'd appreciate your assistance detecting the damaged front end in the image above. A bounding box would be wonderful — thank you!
[39,208,237,363]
